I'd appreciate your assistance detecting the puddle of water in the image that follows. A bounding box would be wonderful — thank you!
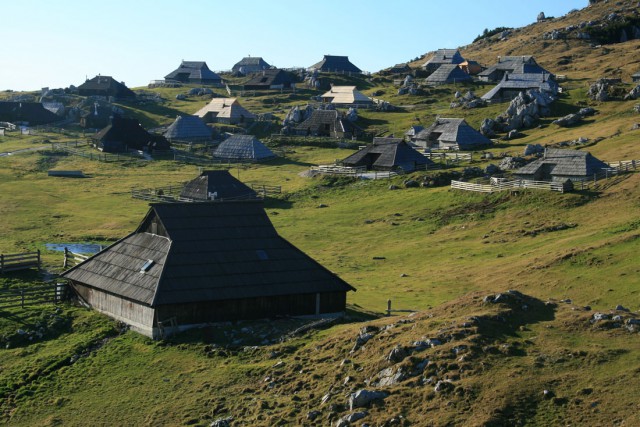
[45,243,103,254]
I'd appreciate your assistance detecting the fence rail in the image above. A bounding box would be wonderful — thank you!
[0,250,41,273]
[451,179,571,193]
[0,284,63,310]
[250,184,282,196]
[423,152,473,163]
[52,142,147,163]
[63,248,91,268]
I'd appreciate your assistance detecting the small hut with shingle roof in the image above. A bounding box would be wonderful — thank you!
[514,148,609,182]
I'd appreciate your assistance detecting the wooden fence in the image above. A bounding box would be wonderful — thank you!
[250,184,282,197]
[310,165,367,176]
[0,284,64,310]
[423,152,474,163]
[52,142,146,163]
[451,179,571,193]
[63,248,90,268]
[0,250,41,273]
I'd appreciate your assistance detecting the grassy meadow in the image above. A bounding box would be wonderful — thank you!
[2,1,640,421]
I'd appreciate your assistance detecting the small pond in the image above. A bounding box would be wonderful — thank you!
[45,243,104,254]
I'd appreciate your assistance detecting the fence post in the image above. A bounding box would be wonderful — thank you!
[37,249,41,272]
[63,247,68,268]
[387,299,392,316]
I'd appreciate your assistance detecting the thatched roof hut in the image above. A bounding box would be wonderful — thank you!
[194,98,256,125]
[293,110,362,139]
[232,57,271,75]
[0,102,60,125]
[78,75,136,98]
[425,64,472,85]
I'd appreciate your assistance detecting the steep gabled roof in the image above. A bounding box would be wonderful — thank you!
[478,56,551,78]
[415,118,492,149]
[163,115,212,141]
[179,170,258,201]
[0,102,60,125]
[293,109,362,136]
[232,57,271,73]
[309,55,362,73]
[515,148,609,177]
[425,64,472,84]
[194,98,256,121]
[423,49,465,67]
[242,69,297,88]
[341,140,434,170]
[62,202,354,306]
[165,61,222,82]
[213,135,275,161]
[321,86,372,104]
[77,75,136,98]
[481,73,558,100]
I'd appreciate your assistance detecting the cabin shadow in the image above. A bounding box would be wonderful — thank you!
[262,198,293,210]
[164,311,375,346]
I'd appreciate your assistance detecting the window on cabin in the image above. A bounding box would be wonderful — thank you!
[140,259,155,273]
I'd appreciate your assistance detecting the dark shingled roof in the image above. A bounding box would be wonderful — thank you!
[165,61,222,83]
[425,64,472,84]
[309,55,362,74]
[77,75,136,98]
[213,135,276,161]
[242,69,298,89]
[515,148,609,179]
[62,201,354,306]
[163,115,212,141]
[414,118,492,150]
[423,49,465,67]
[293,110,362,137]
[478,56,552,81]
[179,170,258,201]
[93,115,170,152]
[232,57,271,74]
[341,139,434,172]
[481,73,558,100]
[0,102,60,125]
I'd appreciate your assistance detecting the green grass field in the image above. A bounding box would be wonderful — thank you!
[2,2,640,421]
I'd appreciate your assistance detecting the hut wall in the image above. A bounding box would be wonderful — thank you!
[72,284,156,337]
[155,292,347,326]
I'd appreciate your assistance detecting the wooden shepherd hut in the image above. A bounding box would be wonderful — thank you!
[194,98,255,125]
[413,118,492,150]
[514,148,610,182]
[92,115,170,153]
[77,75,136,98]
[213,135,276,162]
[164,61,223,86]
[424,64,472,85]
[179,170,258,201]
[340,138,434,172]
[308,55,362,74]
[232,57,271,75]
[61,201,355,338]
[163,115,212,142]
[293,110,362,139]
[0,102,60,125]
[422,49,465,74]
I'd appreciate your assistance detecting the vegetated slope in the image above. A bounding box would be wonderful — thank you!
[410,0,640,82]
[2,2,640,426]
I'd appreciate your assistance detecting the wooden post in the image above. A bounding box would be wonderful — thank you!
[37,249,41,272]
[63,247,68,268]
[387,299,391,316]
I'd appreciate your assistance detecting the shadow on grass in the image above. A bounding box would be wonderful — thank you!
[475,291,556,343]
[266,156,315,168]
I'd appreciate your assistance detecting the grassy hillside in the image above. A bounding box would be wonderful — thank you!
[2,1,640,425]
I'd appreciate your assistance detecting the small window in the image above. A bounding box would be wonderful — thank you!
[256,250,268,260]
[140,259,155,273]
